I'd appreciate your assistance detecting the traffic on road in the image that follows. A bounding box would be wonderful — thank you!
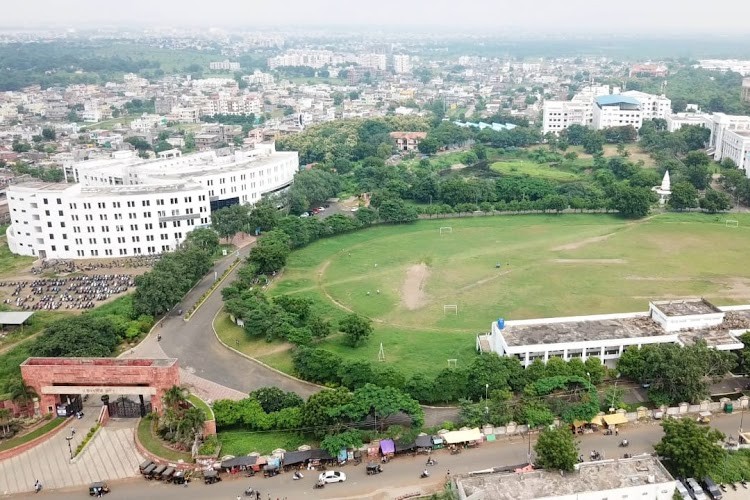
[31,412,749,500]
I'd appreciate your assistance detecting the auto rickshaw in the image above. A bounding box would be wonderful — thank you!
[88,482,110,496]
[139,460,154,474]
[366,462,383,475]
[161,467,175,482]
[172,470,189,485]
[142,464,157,479]
[203,469,221,484]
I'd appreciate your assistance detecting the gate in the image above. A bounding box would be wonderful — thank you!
[107,397,151,418]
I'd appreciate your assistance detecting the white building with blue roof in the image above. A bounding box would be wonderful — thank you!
[592,95,643,131]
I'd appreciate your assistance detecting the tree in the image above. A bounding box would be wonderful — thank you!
[339,313,373,347]
[211,203,249,239]
[335,383,424,430]
[321,430,363,456]
[185,227,220,253]
[654,418,725,479]
[354,207,378,226]
[700,189,731,213]
[612,184,653,218]
[418,136,439,156]
[302,388,353,438]
[247,230,291,274]
[248,387,303,413]
[11,140,31,153]
[534,426,579,472]
[41,127,56,141]
[582,131,604,155]
[668,182,699,210]
[378,199,418,224]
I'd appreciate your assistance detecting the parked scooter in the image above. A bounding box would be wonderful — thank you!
[292,472,304,481]
[314,480,325,489]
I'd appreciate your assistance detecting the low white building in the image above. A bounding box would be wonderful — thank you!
[592,95,642,130]
[479,299,746,368]
[456,456,676,500]
[6,143,298,260]
[665,112,710,132]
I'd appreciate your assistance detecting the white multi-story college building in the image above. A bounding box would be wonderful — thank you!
[705,112,750,169]
[477,298,747,368]
[592,95,643,130]
[393,55,412,74]
[6,143,298,260]
[621,90,671,121]
[542,88,670,135]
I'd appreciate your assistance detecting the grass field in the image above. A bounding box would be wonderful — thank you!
[0,236,35,277]
[253,213,750,377]
[490,160,581,181]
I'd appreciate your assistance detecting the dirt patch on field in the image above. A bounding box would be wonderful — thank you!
[402,263,431,310]
[551,233,616,251]
[552,258,627,264]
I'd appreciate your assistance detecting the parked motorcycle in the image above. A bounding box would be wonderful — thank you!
[292,472,304,481]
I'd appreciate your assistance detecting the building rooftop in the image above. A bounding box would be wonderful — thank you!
[652,298,721,316]
[21,358,177,368]
[456,456,673,500]
[595,95,641,107]
[501,315,668,347]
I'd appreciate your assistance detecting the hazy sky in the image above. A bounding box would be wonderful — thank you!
[5,0,750,34]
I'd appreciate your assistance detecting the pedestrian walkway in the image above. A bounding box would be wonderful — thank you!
[0,408,143,495]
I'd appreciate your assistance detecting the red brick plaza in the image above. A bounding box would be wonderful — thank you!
[20,357,180,416]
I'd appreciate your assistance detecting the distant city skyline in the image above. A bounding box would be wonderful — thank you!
[4,0,750,35]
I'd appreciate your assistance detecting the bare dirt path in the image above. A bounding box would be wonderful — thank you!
[401,263,431,310]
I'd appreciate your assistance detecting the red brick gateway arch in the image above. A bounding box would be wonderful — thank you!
[20,357,180,417]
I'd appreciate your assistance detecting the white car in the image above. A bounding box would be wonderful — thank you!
[318,471,347,483]
[350,207,359,212]
[299,212,310,218]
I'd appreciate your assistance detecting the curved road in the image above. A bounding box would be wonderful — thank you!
[131,241,457,425]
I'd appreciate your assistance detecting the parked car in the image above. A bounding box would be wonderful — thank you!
[675,480,691,500]
[687,477,709,500]
[299,212,310,218]
[702,476,723,499]
[318,471,347,483]
[350,207,359,212]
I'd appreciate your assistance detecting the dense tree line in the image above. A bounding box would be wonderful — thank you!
[132,228,220,317]
[213,384,424,456]
[616,341,736,405]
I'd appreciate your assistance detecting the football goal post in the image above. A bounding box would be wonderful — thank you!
[725,219,739,228]
[447,359,458,368]
[439,226,453,235]
[444,304,458,315]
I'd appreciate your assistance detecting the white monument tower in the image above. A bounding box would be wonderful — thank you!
[653,170,672,205]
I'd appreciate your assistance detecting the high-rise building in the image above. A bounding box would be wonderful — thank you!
[393,55,412,74]
[742,77,750,104]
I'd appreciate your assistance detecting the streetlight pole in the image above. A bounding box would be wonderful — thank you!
[485,384,489,401]
[65,436,73,460]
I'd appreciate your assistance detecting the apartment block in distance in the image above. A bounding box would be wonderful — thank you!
[6,143,298,260]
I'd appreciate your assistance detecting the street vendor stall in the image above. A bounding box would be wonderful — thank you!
[443,428,482,445]
[379,439,395,458]
[603,413,628,428]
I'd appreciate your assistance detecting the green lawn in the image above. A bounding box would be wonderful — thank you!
[188,394,214,421]
[0,236,35,277]
[0,417,66,452]
[262,213,750,376]
[217,430,315,456]
[490,160,581,181]
[136,417,193,463]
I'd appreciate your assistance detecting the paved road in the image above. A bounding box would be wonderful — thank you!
[156,244,319,399]
[30,412,750,500]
